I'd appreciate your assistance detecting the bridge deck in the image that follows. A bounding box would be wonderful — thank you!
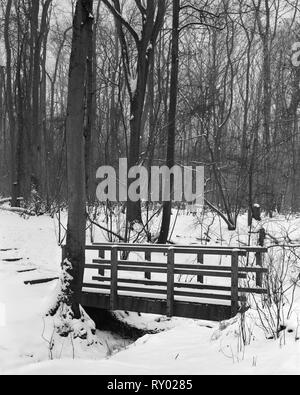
[81,290,233,321]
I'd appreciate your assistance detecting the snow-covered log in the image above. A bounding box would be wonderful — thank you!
[0,197,24,205]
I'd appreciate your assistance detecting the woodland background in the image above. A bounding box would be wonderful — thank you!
[1,0,300,224]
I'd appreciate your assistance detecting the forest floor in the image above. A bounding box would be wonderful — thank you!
[0,209,300,375]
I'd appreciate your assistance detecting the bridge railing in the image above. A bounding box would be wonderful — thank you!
[82,244,268,317]
[85,243,267,286]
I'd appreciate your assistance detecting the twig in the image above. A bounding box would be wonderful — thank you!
[87,214,126,242]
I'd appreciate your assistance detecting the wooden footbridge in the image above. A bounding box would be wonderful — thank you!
[80,244,268,322]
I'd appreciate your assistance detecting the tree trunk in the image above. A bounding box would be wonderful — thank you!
[65,0,93,319]
[30,0,41,192]
[4,0,19,208]
[158,0,180,244]
[102,0,166,228]
[85,4,97,205]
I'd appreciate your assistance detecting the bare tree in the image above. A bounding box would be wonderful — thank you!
[64,0,93,319]
[159,0,180,244]
[4,0,19,207]
[102,0,167,228]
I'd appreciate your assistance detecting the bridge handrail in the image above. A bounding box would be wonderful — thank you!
[86,244,248,256]
[84,243,266,286]
[86,243,267,254]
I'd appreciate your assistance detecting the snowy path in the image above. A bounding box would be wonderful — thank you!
[0,212,62,370]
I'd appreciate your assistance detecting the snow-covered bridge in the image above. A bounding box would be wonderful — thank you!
[80,244,268,322]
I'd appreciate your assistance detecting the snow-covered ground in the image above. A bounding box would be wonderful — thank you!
[0,209,300,375]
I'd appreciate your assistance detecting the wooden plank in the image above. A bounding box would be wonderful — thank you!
[173,248,247,256]
[84,283,241,301]
[239,266,268,274]
[90,277,267,295]
[86,245,168,253]
[87,263,248,278]
[174,269,247,279]
[167,248,175,317]
[231,250,239,316]
[86,264,167,274]
[91,260,268,274]
[84,283,110,290]
[175,264,268,273]
[91,260,267,274]
[98,277,266,295]
[119,285,166,295]
[174,290,246,302]
[84,283,246,302]
[17,268,37,273]
[241,287,267,295]
[110,246,118,310]
[87,243,267,254]
[2,258,23,262]
[92,259,111,264]
[93,259,165,267]
[83,283,166,295]
[87,244,247,256]
[190,246,267,253]
[24,277,59,285]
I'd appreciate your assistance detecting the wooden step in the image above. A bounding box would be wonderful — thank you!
[24,277,59,285]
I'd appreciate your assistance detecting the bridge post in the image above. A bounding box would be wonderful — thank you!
[110,246,118,311]
[167,248,175,317]
[197,252,204,283]
[231,250,239,317]
[98,249,105,276]
[256,252,263,287]
[145,251,151,280]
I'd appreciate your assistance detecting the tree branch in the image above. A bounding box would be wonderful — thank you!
[179,21,224,33]
[87,215,126,242]
[180,4,219,19]
[151,1,167,44]
[204,199,236,230]
[134,0,146,16]
[102,0,140,45]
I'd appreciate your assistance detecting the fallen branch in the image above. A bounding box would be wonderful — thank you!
[0,206,35,216]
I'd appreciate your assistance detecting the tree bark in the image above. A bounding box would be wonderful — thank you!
[85,2,97,205]
[4,0,19,208]
[158,0,180,244]
[65,0,93,319]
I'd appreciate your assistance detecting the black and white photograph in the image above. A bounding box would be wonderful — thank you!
[0,0,300,377]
